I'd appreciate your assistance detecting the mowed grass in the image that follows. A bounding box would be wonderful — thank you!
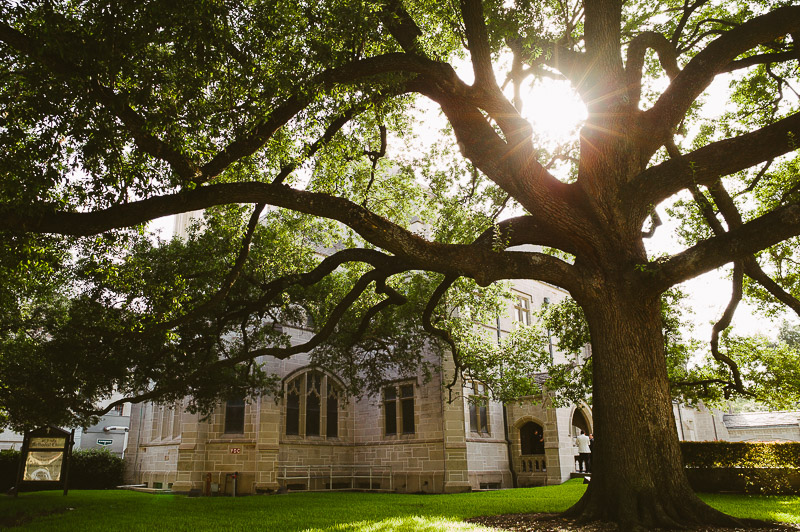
[1,480,798,531]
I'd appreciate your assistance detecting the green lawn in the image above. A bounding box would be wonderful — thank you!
[1,481,798,531]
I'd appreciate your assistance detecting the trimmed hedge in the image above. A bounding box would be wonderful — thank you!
[0,448,124,491]
[681,441,800,494]
[69,448,125,489]
[681,441,800,469]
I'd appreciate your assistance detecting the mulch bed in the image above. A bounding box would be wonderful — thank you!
[466,512,800,531]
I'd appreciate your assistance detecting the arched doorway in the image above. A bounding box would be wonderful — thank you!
[520,421,545,455]
[518,421,546,478]
[571,408,590,437]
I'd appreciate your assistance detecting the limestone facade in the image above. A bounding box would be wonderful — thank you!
[124,280,595,494]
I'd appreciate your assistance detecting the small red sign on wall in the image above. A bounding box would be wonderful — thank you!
[230,447,241,454]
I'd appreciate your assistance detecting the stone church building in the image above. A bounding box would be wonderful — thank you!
[124,275,595,495]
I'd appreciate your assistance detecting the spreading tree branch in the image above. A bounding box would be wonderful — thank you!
[642,201,800,292]
[722,50,800,73]
[628,110,800,216]
[1,182,579,288]
[0,21,202,182]
[643,6,800,148]
[626,31,680,110]
[106,268,393,410]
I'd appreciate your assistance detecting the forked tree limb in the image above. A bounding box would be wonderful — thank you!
[643,141,800,292]
[670,0,710,49]
[643,200,800,292]
[224,248,408,322]
[628,110,800,217]
[347,277,408,348]
[154,203,266,330]
[421,274,462,391]
[626,31,680,109]
[98,268,397,413]
[460,0,495,91]
[643,6,800,148]
[708,182,800,316]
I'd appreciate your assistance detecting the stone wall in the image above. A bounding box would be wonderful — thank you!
[726,426,800,442]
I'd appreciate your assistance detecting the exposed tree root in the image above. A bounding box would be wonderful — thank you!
[468,511,800,531]
[562,483,751,531]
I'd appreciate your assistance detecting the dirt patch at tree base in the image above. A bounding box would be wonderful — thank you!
[466,512,800,531]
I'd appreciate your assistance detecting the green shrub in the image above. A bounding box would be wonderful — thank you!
[0,447,123,490]
[0,449,20,492]
[68,449,124,489]
[681,441,800,469]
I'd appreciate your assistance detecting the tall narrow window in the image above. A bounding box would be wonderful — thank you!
[400,384,415,434]
[327,385,339,438]
[514,296,531,326]
[151,405,160,440]
[384,383,415,436]
[286,379,301,435]
[384,386,397,435]
[469,382,489,434]
[172,402,182,439]
[161,407,171,439]
[306,373,321,436]
[224,398,245,434]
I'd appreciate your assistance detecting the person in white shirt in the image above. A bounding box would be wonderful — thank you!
[576,430,591,473]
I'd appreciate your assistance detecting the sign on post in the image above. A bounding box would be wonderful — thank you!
[16,426,74,496]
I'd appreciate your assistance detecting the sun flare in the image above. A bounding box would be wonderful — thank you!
[519,79,587,142]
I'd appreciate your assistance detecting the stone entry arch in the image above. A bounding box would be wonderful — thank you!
[519,421,545,455]
[514,419,547,483]
[571,407,591,437]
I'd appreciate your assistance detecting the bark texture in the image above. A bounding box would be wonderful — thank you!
[566,286,743,530]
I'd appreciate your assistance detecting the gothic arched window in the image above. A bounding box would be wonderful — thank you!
[285,370,341,438]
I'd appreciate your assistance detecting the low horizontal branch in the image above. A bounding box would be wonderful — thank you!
[2,182,579,290]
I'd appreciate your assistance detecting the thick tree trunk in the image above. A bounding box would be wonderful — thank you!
[563,285,743,531]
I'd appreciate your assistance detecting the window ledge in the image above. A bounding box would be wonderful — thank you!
[209,437,254,444]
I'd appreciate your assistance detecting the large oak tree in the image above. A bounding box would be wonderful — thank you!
[2,0,800,529]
